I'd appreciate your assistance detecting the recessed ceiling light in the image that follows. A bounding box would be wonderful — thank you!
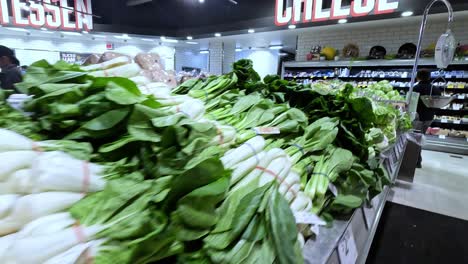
[269,45,283,50]
[401,11,413,17]
[288,24,296,29]
[235,48,242,52]
[187,36,193,40]
[200,50,209,54]
[141,38,154,42]
[214,33,222,37]
[160,36,166,40]
[186,41,198,45]
[338,19,348,24]
[93,35,106,38]
[114,34,131,40]
[248,29,255,33]
[199,0,204,3]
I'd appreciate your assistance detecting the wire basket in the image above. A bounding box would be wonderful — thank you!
[420,95,455,109]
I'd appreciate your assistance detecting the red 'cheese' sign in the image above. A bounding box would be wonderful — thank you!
[275,0,400,26]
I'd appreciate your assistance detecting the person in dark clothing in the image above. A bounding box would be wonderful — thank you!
[0,46,22,92]
[412,69,442,168]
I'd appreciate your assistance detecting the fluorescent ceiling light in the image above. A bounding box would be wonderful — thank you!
[62,31,82,36]
[199,0,205,3]
[82,31,89,34]
[338,19,347,24]
[187,36,193,40]
[288,24,296,29]
[269,45,283,50]
[235,48,242,52]
[141,38,154,42]
[93,35,106,38]
[200,50,209,54]
[6,27,29,32]
[186,41,198,45]
[115,34,132,39]
[248,29,255,33]
[161,38,179,43]
[279,52,288,56]
[40,28,48,31]
[214,33,222,37]
[401,11,413,17]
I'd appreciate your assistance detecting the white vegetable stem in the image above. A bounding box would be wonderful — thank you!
[0,151,37,181]
[4,225,105,263]
[0,192,83,235]
[221,136,265,168]
[0,129,34,152]
[32,151,105,193]
[17,213,76,239]
[0,169,34,194]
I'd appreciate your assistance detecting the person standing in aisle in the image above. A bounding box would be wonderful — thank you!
[0,46,22,92]
[413,69,442,167]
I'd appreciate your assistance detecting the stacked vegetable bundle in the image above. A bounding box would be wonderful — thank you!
[0,60,304,263]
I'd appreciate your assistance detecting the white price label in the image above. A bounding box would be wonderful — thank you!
[454,120,461,124]
[379,74,385,78]
[338,228,358,264]
[458,95,465,100]
[439,135,447,139]
[445,74,453,79]
[441,119,448,123]
[294,212,327,226]
[253,127,280,135]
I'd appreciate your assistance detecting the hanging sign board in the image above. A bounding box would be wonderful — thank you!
[0,0,93,31]
[275,0,400,26]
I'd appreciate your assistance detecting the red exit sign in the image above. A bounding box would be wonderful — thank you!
[275,0,400,26]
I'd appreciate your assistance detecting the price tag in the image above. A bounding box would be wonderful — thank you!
[458,95,465,100]
[439,135,446,139]
[402,72,408,78]
[454,120,461,124]
[253,127,280,135]
[338,228,358,264]
[445,74,453,79]
[380,74,385,78]
[457,84,465,89]
[441,119,448,123]
[294,211,327,226]
[447,84,455,89]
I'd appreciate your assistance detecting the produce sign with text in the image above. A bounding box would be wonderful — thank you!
[0,0,92,31]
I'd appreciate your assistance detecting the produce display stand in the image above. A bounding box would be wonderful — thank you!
[424,134,468,155]
[282,59,468,154]
[303,134,408,264]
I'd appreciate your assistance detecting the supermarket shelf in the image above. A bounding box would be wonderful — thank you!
[432,120,468,130]
[284,75,468,82]
[303,134,408,264]
[423,135,468,155]
[433,108,468,116]
[284,59,468,68]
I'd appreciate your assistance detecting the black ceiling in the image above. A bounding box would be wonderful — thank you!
[91,0,468,37]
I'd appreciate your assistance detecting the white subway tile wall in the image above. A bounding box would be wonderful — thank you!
[296,17,468,61]
[209,42,223,75]
[223,42,237,74]
[175,47,209,72]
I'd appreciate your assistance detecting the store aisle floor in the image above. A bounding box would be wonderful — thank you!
[366,202,468,264]
[389,150,468,220]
